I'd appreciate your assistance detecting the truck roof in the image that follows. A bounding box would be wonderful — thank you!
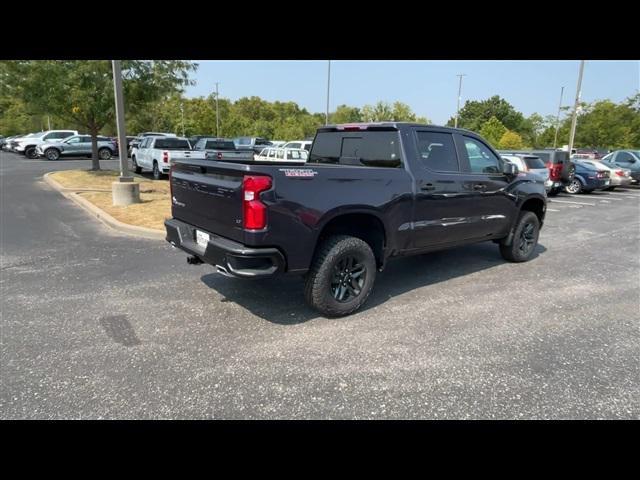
[318,122,477,135]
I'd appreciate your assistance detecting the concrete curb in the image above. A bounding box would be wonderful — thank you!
[43,172,165,240]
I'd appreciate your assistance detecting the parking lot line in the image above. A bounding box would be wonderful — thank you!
[546,208,561,212]
[607,192,640,198]
[549,199,596,206]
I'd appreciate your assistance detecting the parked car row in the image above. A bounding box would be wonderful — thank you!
[1,130,121,160]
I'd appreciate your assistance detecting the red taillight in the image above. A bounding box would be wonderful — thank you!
[549,164,562,180]
[242,175,272,230]
[163,151,169,163]
[615,170,624,177]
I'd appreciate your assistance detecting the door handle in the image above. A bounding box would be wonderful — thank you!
[473,183,487,191]
[421,183,436,191]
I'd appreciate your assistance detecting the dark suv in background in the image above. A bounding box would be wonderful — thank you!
[498,149,574,195]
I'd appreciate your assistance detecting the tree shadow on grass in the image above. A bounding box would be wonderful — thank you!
[200,242,547,326]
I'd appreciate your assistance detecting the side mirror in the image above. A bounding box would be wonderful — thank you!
[503,161,518,176]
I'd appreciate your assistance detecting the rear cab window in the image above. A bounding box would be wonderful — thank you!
[309,130,402,168]
[523,156,546,169]
[154,138,191,150]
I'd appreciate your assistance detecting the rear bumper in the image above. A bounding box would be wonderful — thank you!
[165,218,285,279]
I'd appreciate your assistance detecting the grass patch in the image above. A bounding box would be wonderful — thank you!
[78,190,170,230]
[50,169,167,192]
[51,169,170,230]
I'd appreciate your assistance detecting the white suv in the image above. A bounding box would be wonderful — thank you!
[282,140,312,152]
[14,130,78,158]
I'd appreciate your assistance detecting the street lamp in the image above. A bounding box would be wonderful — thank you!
[568,60,586,156]
[325,60,331,125]
[111,60,140,206]
[454,74,466,128]
[180,103,185,137]
[553,86,565,149]
[215,82,220,138]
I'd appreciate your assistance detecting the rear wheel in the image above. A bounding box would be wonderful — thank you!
[98,148,112,160]
[500,211,540,263]
[44,148,60,161]
[152,161,161,180]
[564,178,582,194]
[304,235,376,317]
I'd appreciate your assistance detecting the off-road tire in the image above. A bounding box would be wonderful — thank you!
[304,235,376,317]
[500,211,540,263]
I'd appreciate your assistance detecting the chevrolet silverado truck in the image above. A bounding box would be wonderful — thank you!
[189,137,255,162]
[131,136,193,179]
[166,123,547,317]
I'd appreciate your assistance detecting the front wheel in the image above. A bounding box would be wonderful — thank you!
[304,235,376,317]
[564,178,582,194]
[500,211,540,263]
[132,156,142,174]
[25,147,38,159]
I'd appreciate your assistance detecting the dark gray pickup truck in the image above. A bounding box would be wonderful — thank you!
[166,122,547,317]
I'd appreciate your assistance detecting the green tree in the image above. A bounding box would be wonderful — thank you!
[447,95,525,132]
[1,60,196,170]
[330,104,362,124]
[360,101,429,123]
[479,116,507,146]
[498,130,525,149]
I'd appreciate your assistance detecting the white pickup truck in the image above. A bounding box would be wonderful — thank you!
[131,136,194,179]
[189,137,255,162]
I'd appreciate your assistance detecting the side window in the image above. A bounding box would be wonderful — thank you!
[616,152,633,163]
[66,137,81,144]
[415,131,459,172]
[80,136,92,143]
[464,137,501,174]
[275,149,285,160]
[267,149,275,159]
[288,143,301,149]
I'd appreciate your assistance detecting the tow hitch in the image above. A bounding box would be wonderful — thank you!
[187,255,204,265]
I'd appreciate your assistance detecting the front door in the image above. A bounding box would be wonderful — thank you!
[411,129,505,249]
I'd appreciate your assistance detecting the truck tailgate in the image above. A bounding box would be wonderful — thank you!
[170,160,246,243]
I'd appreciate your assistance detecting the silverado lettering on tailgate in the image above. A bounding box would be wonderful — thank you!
[278,168,318,178]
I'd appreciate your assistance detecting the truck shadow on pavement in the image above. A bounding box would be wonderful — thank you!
[201,242,547,325]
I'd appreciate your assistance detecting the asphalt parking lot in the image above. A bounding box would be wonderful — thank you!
[1,151,639,419]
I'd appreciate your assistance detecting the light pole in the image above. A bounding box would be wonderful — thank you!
[325,60,331,125]
[553,86,565,149]
[568,60,585,156]
[454,74,466,128]
[47,115,51,130]
[180,103,185,137]
[111,60,139,206]
[215,82,220,137]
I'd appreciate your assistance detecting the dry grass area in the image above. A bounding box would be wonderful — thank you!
[51,169,170,230]
[79,188,170,230]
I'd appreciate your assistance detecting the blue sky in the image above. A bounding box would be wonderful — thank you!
[185,61,640,125]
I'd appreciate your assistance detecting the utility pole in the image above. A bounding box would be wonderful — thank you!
[215,82,220,137]
[553,86,565,149]
[180,103,185,137]
[568,60,585,155]
[325,60,331,125]
[47,115,51,130]
[454,74,466,128]
[111,60,139,206]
